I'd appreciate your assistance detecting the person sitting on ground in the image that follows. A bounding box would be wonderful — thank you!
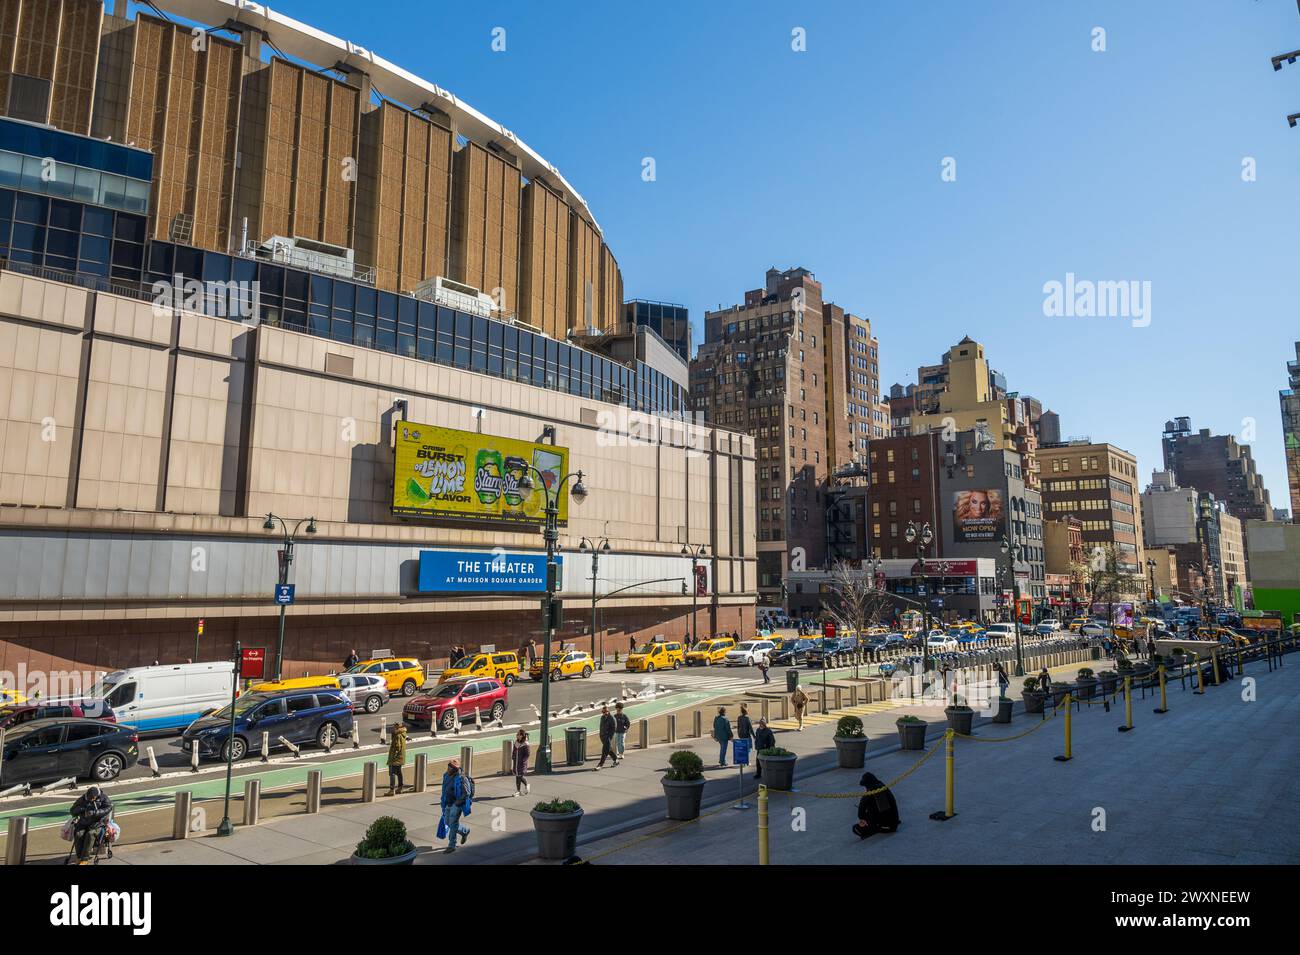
[69,785,113,863]
[852,772,900,840]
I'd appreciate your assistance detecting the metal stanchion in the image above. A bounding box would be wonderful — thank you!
[850,684,859,706]
[833,687,843,710]
[306,770,322,813]
[666,714,676,743]
[460,745,474,778]
[1054,693,1073,761]
[638,719,649,749]
[1118,676,1134,732]
[243,779,261,826]
[757,784,769,865]
[930,729,956,821]
[1211,650,1222,686]
[172,791,192,839]
[414,753,428,792]
[5,817,28,866]
[761,698,771,722]
[501,740,513,774]
[1194,655,1205,695]
[362,761,377,802]
[692,710,702,738]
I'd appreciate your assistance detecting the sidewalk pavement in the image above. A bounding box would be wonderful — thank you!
[581,655,1300,865]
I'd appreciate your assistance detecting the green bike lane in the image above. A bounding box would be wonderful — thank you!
[0,688,720,834]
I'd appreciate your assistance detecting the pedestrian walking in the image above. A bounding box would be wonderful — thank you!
[344,648,359,670]
[613,701,630,758]
[1038,666,1052,697]
[992,660,1009,699]
[596,704,619,768]
[385,722,408,795]
[736,703,753,741]
[758,656,771,684]
[791,686,808,731]
[712,706,734,767]
[753,718,775,779]
[852,772,900,840]
[629,635,637,656]
[527,639,537,664]
[438,758,473,853]
[1146,634,1157,661]
[511,729,531,796]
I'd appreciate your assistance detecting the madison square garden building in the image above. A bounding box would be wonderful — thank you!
[0,0,756,679]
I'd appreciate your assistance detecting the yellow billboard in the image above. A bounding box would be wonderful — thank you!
[392,422,569,525]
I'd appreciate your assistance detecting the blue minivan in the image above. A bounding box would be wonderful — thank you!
[179,690,354,762]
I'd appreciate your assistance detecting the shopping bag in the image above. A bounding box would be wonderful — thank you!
[436,813,448,841]
[59,818,74,842]
[105,819,121,843]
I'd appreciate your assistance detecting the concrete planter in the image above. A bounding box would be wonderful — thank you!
[349,847,417,865]
[757,753,797,791]
[945,707,974,735]
[833,735,869,769]
[530,808,584,861]
[993,696,1014,723]
[896,719,927,751]
[661,777,706,821]
[1098,673,1118,696]
[1021,690,1045,714]
[1049,684,1071,707]
[1074,677,1099,701]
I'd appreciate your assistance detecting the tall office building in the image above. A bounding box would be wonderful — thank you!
[691,267,863,606]
[1160,418,1274,523]
[1038,440,1144,577]
[1281,342,1300,521]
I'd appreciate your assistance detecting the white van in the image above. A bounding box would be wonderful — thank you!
[84,662,236,734]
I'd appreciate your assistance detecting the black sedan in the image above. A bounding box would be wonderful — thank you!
[806,637,859,668]
[0,718,139,787]
[769,639,816,666]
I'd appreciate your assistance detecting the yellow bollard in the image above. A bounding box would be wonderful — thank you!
[1212,649,1222,686]
[1194,654,1205,695]
[1154,664,1168,714]
[945,728,955,818]
[1117,676,1134,732]
[1054,692,1073,761]
[757,785,769,865]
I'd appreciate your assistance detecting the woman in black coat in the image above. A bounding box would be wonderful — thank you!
[853,772,900,839]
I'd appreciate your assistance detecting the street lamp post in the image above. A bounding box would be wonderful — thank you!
[904,521,934,676]
[681,544,708,645]
[1146,557,1157,606]
[578,536,611,669]
[261,513,317,681]
[517,466,588,774]
[1000,531,1025,677]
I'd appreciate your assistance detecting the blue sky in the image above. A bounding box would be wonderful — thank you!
[276,0,1299,504]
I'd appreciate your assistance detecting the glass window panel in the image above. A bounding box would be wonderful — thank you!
[72,166,99,204]
[147,241,173,276]
[14,192,45,224]
[48,200,79,232]
[503,326,518,380]
[283,268,307,302]
[114,214,144,243]
[47,161,75,199]
[471,316,488,372]
[99,173,126,209]
[201,253,231,283]
[79,235,109,264]
[454,312,471,368]
[0,152,22,189]
[174,245,201,278]
[435,306,454,364]
[82,205,112,237]
[123,178,150,214]
[45,228,77,259]
[20,155,45,193]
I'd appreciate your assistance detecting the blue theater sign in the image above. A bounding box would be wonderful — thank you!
[417,550,559,593]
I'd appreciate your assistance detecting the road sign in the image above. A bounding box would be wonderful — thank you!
[732,738,751,767]
[274,584,295,605]
[240,647,266,680]
[823,621,837,639]
[197,618,205,635]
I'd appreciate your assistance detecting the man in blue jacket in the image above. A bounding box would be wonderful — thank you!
[439,758,473,853]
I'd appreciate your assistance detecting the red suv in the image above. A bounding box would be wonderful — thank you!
[0,701,117,731]
[403,678,507,731]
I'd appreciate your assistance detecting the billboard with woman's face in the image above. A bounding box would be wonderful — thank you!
[952,489,1005,541]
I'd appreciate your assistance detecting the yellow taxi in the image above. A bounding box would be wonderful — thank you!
[626,641,684,672]
[684,637,735,666]
[0,687,27,707]
[529,650,595,682]
[1068,617,1088,632]
[440,651,522,687]
[346,657,427,696]
[250,675,341,694]
[865,626,891,637]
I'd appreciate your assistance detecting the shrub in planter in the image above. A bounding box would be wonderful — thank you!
[662,750,706,821]
[1020,677,1046,714]
[833,715,869,769]
[531,798,584,861]
[351,815,416,865]
[757,746,797,791]
[896,715,927,750]
[945,704,974,735]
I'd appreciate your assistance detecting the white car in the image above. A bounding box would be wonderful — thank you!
[982,623,1021,641]
[926,634,957,651]
[336,672,390,714]
[723,640,776,666]
[1079,622,1110,638]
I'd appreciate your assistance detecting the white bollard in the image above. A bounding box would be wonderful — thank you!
[191,745,200,773]
[146,746,160,778]
[278,736,301,758]
[261,731,270,762]
[379,717,388,743]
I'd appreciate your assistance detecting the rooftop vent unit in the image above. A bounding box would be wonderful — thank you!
[412,276,498,319]
[252,235,375,285]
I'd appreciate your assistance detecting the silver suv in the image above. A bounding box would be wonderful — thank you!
[336,673,389,714]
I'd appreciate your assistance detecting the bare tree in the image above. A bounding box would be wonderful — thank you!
[823,560,891,637]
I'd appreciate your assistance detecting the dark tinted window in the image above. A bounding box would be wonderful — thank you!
[66,723,108,742]
[20,726,63,748]
[286,695,315,714]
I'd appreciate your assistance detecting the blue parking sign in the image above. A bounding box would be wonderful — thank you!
[274,584,295,605]
[732,738,752,767]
